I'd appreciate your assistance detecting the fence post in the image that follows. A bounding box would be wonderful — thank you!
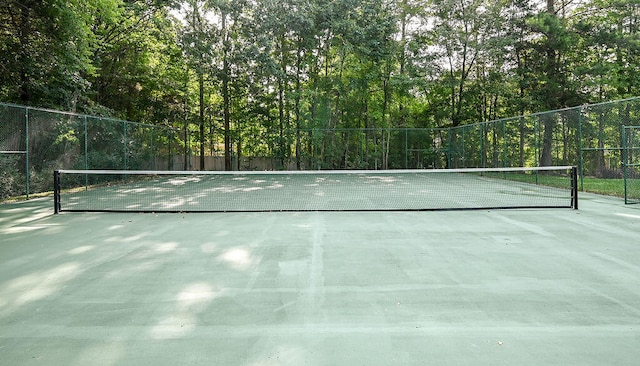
[25,107,29,199]
[123,121,128,170]
[480,124,485,168]
[405,129,408,169]
[502,120,507,168]
[83,116,88,170]
[151,128,155,170]
[84,116,88,189]
[578,105,584,190]
[572,166,579,209]
[534,115,539,167]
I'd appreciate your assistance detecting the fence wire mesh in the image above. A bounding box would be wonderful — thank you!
[0,103,179,200]
[3,97,640,201]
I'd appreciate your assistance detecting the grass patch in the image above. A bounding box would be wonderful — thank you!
[580,177,640,200]
[484,171,639,200]
[581,177,625,197]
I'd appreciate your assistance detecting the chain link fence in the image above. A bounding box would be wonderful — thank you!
[442,99,640,176]
[3,97,640,202]
[295,98,640,178]
[296,128,447,170]
[0,103,180,200]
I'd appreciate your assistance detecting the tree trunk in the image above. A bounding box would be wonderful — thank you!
[540,113,555,166]
[294,38,302,170]
[198,72,205,170]
[519,117,525,167]
[222,12,232,171]
[540,0,557,167]
[277,34,288,169]
[18,4,31,104]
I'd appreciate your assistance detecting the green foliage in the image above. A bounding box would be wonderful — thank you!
[0,155,22,200]
[0,0,113,108]
[1,0,640,171]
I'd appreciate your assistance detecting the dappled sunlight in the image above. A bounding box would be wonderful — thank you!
[615,212,640,220]
[0,262,83,314]
[210,185,265,193]
[72,342,125,366]
[200,242,218,254]
[243,187,263,192]
[0,206,28,214]
[154,242,179,253]
[365,175,398,184]
[103,242,181,276]
[218,247,259,271]
[154,197,186,209]
[246,344,310,366]
[68,245,95,255]
[163,176,202,186]
[177,282,220,311]
[105,259,163,278]
[105,233,149,244]
[1,224,58,235]
[149,313,198,339]
[11,210,52,225]
[150,282,219,340]
[266,183,284,189]
[0,200,57,235]
[119,187,154,194]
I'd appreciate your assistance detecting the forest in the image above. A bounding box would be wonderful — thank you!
[1,0,639,171]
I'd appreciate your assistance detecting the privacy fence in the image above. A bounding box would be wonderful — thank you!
[2,97,640,202]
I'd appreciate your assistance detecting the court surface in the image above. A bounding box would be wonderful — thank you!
[1,193,639,365]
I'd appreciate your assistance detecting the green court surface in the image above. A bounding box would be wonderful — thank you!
[1,194,640,365]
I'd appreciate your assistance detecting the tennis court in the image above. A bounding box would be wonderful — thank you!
[1,185,640,364]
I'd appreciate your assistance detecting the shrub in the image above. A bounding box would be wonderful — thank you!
[0,155,23,200]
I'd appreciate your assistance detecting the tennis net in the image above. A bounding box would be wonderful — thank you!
[53,166,578,213]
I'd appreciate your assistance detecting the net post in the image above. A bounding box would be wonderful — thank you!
[571,166,578,210]
[53,170,60,214]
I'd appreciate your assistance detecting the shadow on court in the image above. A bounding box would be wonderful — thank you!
[1,194,640,365]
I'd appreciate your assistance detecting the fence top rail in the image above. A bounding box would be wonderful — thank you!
[0,102,176,131]
[296,127,448,132]
[447,96,640,131]
[4,97,640,137]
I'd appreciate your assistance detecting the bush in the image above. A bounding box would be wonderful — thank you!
[0,155,23,200]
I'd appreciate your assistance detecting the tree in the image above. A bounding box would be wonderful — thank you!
[526,0,582,165]
[0,0,111,108]
[177,0,214,170]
